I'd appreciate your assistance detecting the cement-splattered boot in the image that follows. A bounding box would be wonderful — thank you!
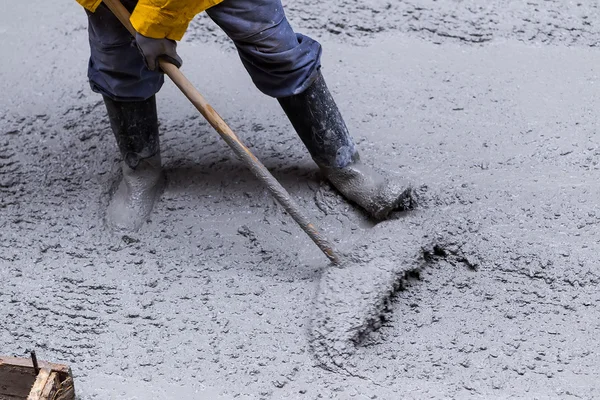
[103,95,165,232]
[278,71,413,220]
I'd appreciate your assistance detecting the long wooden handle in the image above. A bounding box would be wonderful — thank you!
[102,0,341,264]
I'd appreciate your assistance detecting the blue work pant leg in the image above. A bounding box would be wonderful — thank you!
[206,0,322,98]
[85,0,164,101]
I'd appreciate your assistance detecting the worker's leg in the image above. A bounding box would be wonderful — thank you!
[86,0,163,101]
[206,0,413,219]
[206,0,321,98]
[86,0,164,232]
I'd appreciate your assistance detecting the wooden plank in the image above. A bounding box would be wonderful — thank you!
[0,357,74,400]
[26,369,51,400]
[0,364,37,399]
[0,358,69,375]
[53,376,75,400]
[39,372,59,400]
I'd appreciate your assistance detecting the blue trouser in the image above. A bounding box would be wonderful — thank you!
[86,0,322,101]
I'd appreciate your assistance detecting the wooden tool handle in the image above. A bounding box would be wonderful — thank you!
[102,0,341,264]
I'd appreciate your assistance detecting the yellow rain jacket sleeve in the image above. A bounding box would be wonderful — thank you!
[77,0,103,12]
[76,0,224,41]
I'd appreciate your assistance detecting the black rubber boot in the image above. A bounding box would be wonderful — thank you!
[103,95,165,232]
[278,71,413,219]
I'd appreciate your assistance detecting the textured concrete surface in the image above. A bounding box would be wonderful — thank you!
[1,0,600,398]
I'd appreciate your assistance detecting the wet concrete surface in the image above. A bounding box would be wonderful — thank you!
[1,1,600,398]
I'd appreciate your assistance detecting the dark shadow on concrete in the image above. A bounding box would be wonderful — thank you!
[162,158,322,196]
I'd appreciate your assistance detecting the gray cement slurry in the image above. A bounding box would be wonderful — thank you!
[311,185,484,373]
[188,0,600,47]
[1,1,600,398]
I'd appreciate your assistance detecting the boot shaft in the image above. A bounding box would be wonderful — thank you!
[103,95,160,169]
[277,71,357,169]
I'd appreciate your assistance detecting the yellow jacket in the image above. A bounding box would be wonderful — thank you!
[77,0,224,40]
